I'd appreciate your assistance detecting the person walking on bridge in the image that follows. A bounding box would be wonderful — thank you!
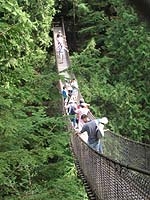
[56,31,68,63]
[61,86,68,106]
[77,115,108,154]
[75,103,90,131]
[65,100,77,128]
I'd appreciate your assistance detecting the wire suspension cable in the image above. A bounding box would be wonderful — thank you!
[53,20,150,200]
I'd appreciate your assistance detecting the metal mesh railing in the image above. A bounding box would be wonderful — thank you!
[87,112,150,172]
[53,22,150,200]
[71,134,150,200]
[103,130,150,172]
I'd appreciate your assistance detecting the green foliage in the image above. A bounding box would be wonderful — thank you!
[0,0,86,199]
[0,120,87,199]
[71,0,150,143]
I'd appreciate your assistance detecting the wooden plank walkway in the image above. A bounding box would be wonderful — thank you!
[53,26,69,73]
[53,25,88,142]
[53,23,150,200]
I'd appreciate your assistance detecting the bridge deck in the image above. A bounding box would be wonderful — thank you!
[53,26,69,73]
[53,23,150,200]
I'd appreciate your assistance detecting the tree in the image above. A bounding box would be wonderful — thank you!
[0,0,87,199]
[71,0,150,143]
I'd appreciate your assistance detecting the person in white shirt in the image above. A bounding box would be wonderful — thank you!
[56,31,68,63]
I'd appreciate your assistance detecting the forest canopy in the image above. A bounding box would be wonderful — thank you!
[0,0,149,199]
[65,0,150,143]
[0,0,86,199]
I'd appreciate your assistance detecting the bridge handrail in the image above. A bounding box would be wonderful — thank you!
[71,133,150,199]
[53,21,150,200]
[87,111,150,172]
[77,132,150,176]
[88,111,150,148]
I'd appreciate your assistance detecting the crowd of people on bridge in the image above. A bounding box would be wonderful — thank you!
[61,78,108,154]
[56,28,108,154]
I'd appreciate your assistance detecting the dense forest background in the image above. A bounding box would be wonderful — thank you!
[64,0,150,143]
[0,0,149,199]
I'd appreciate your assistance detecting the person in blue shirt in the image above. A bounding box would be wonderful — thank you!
[61,86,68,106]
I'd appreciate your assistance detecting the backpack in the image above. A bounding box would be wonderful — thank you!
[96,123,104,139]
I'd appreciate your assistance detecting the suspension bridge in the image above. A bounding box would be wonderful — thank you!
[53,21,150,200]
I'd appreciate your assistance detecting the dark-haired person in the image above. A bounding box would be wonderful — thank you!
[75,103,90,131]
[78,116,108,153]
[61,86,68,106]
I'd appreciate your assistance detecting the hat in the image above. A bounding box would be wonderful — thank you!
[80,103,86,107]
[99,117,108,125]
[80,102,90,107]
[95,117,108,138]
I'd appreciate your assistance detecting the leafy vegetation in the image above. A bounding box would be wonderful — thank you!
[0,0,149,199]
[0,0,87,199]
[69,0,150,143]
